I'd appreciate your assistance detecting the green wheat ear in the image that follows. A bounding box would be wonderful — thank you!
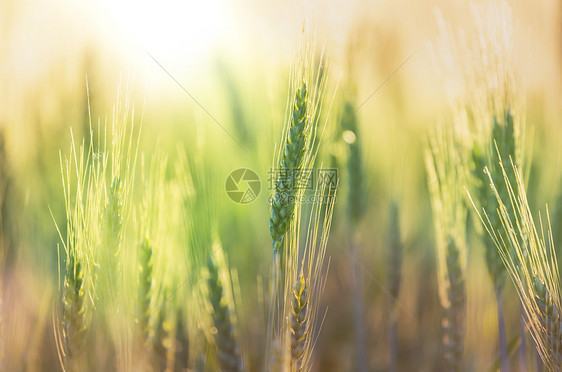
[207,256,243,372]
[471,143,506,293]
[151,303,169,372]
[62,253,86,371]
[425,123,468,371]
[532,276,562,363]
[471,110,519,295]
[442,237,465,372]
[104,177,123,246]
[135,237,153,348]
[101,175,123,304]
[270,82,309,251]
[173,309,189,372]
[469,160,562,369]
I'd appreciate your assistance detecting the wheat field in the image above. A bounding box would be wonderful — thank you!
[2,0,562,371]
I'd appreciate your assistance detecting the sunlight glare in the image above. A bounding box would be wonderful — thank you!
[103,0,229,65]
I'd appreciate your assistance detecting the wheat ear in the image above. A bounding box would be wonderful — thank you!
[102,176,123,297]
[270,82,309,251]
[290,274,308,372]
[343,101,365,223]
[471,110,520,371]
[532,277,562,365]
[151,303,168,372]
[268,81,312,366]
[135,237,153,348]
[207,257,243,372]
[442,238,465,372]
[470,161,562,370]
[425,124,468,371]
[342,98,368,372]
[62,253,86,371]
[173,309,189,372]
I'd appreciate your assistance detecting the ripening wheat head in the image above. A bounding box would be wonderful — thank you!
[282,174,336,372]
[99,85,140,307]
[175,145,245,371]
[425,123,468,371]
[290,274,308,372]
[267,31,330,370]
[56,82,141,371]
[134,151,169,344]
[433,0,525,295]
[472,161,562,370]
[269,37,328,253]
[130,147,191,372]
[55,142,83,371]
[55,114,104,371]
[206,252,244,372]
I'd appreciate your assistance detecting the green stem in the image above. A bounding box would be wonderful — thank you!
[497,290,509,372]
[350,236,368,372]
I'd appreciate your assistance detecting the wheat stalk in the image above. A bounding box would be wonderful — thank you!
[282,169,337,372]
[56,82,141,371]
[340,98,369,372]
[386,201,402,372]
[54,124,95,371]
[268,338,287,372]
[386,202,402,304]
[266,31,329,368]
[342,101,365,224]
[470,111,521,370]
[433,3,525,369]
[425,123,468,371]
[268,82,313,359]
[471,161,562,370]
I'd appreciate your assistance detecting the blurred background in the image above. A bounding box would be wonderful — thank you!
[1,0,562,370]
